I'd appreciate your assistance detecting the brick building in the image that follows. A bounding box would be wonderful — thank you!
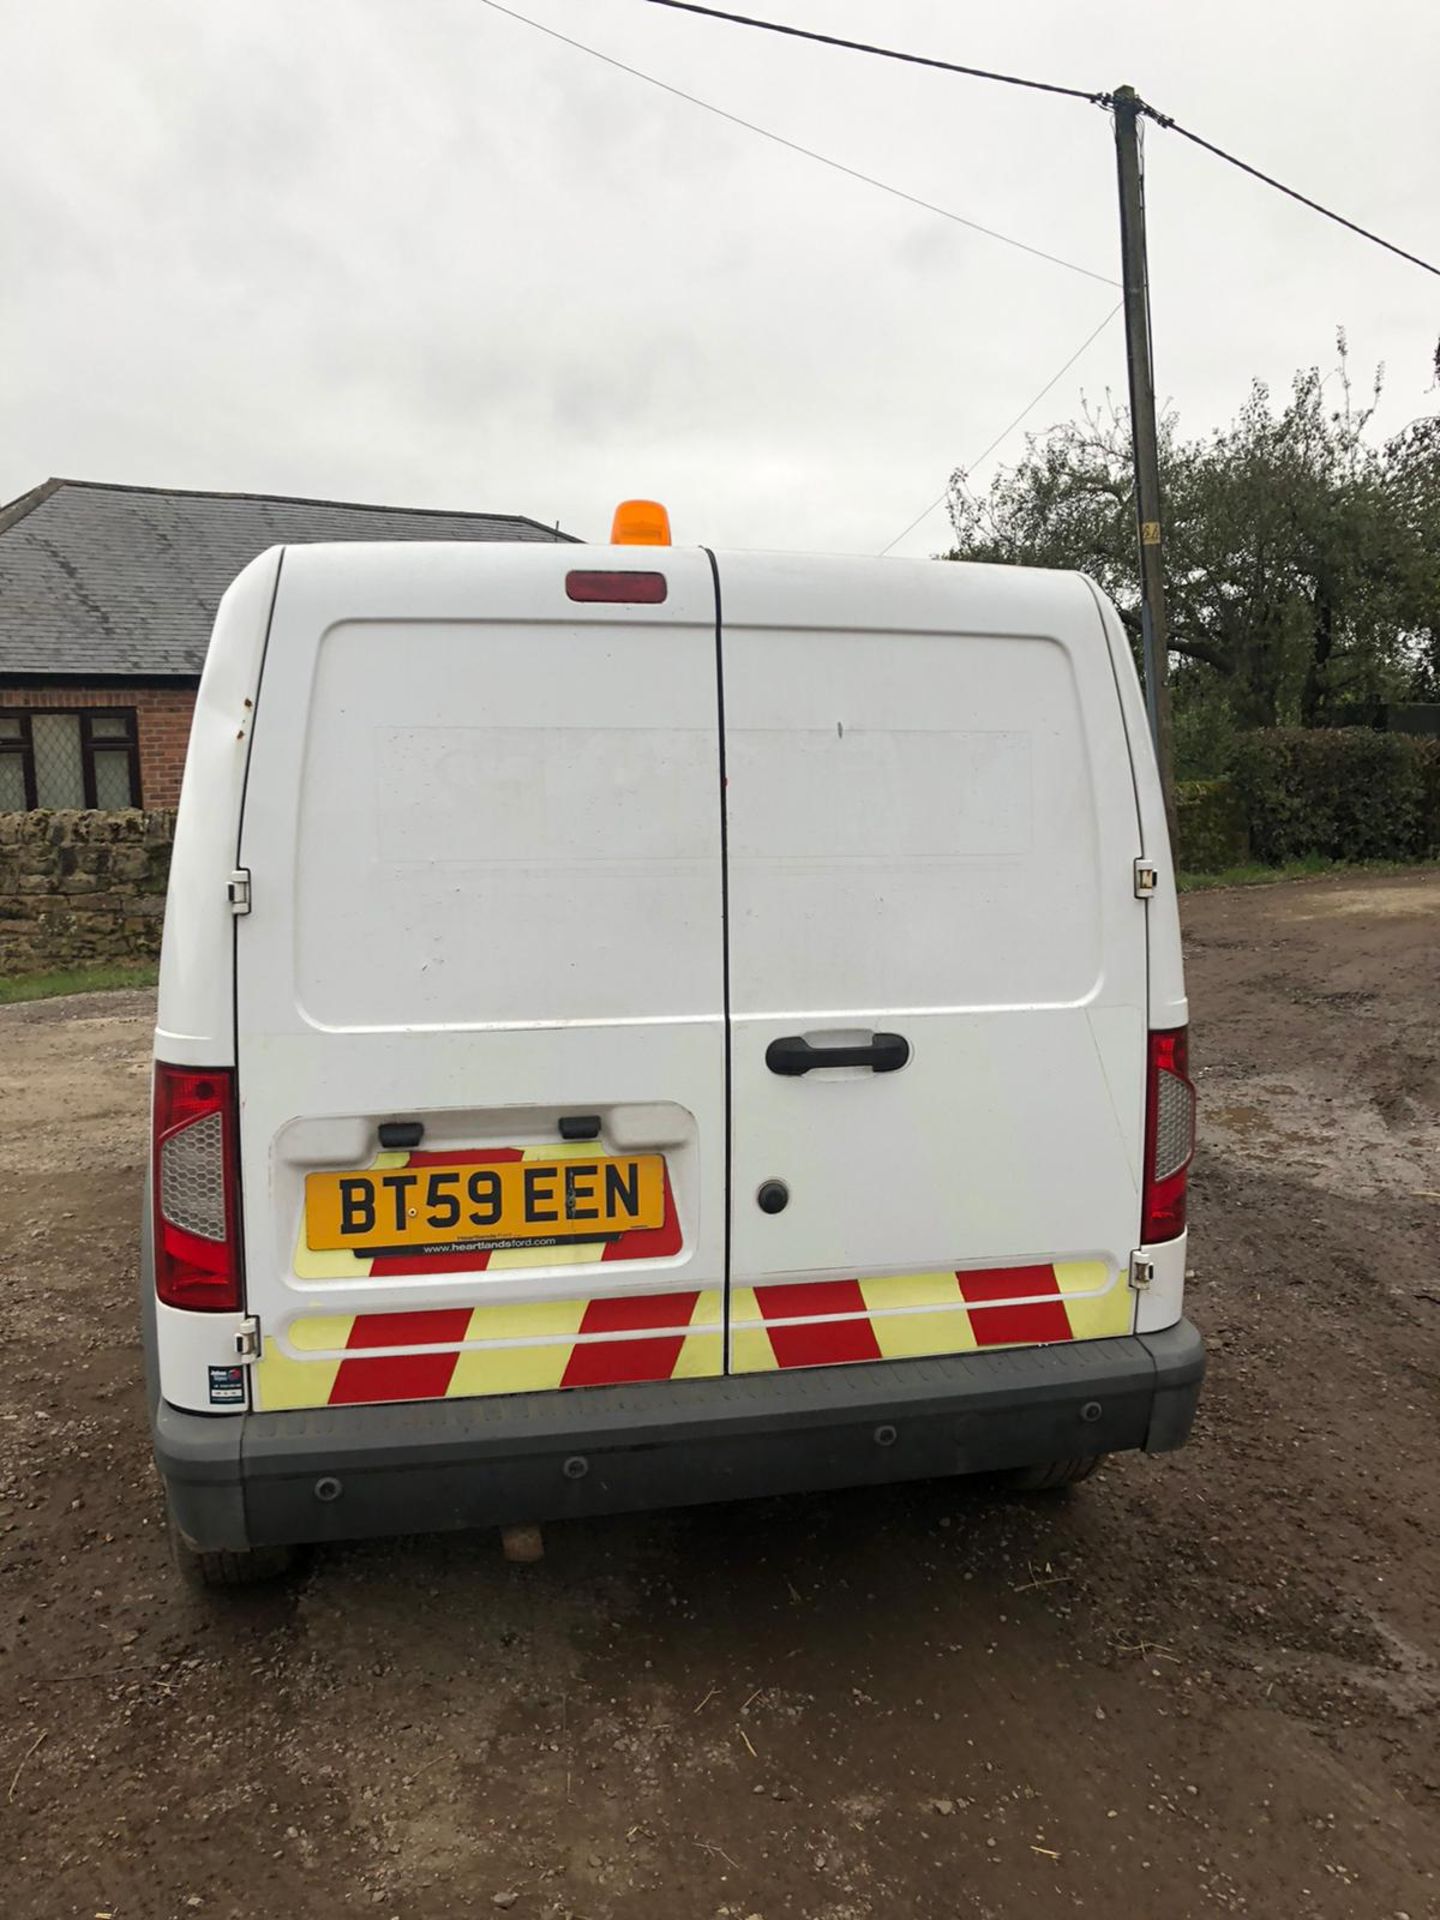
[0,478,574,810]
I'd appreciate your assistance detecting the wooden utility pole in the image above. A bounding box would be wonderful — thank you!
[1113,84,1177,836]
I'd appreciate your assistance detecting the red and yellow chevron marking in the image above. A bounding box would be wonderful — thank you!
[259,1140,700,1411]
[255,1286,722,1412]
[728,1261,1132,1374]
[265,1138,1131,1408]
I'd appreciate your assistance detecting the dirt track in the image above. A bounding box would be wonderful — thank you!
[2,871,1438,1920]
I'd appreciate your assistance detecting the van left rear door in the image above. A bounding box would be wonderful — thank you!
[234,542,727,1413]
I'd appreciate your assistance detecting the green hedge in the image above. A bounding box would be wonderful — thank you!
[1175,779,1250,872]
[1227,728,1440,865]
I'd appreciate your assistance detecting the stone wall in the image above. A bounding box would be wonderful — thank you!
[0,809,175,973]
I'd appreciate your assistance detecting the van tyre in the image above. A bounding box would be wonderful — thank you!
[167,1508,294,1589]
[1002,1455,1106,1492]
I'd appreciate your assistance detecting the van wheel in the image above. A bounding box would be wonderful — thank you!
[1002,1455,1106,1492]
[168,1509,295,1588]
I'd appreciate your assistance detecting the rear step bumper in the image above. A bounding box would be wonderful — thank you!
[154,1321,1204,1553]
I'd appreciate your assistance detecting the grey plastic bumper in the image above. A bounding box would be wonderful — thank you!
[153,1320,1204,1553]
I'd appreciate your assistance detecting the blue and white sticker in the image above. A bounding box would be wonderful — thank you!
[208,1364,246,1407]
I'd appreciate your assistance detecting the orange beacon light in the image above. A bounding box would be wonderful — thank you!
[610,499,672,546]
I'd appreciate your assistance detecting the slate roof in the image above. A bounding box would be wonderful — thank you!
[0,478,576,679]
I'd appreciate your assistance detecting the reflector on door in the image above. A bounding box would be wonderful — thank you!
[729,1261,1132,1374]
[255,1287,721,1412]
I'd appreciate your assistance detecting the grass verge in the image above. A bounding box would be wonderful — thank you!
[1178,856,1440,893]
[0,962,159,1005]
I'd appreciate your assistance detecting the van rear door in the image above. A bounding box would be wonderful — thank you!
[234,543,726,1412]
[715,554,1146,1374]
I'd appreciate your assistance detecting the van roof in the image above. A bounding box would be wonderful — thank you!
[265,538,1105,641]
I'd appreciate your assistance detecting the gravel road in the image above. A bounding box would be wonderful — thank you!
[2,870,1437,1919]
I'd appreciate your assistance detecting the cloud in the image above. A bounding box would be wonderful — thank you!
[3,0,1436,556]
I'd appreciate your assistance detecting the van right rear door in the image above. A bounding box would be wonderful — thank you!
[714,553,1147,1376]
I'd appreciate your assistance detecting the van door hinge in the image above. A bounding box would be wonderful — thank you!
[1133,858,1158,899]
[228,868,252,914]
[1129,1253,1154,1293]
[234,1317,261,1360]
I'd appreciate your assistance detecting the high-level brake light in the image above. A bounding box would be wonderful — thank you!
[566,570,668,604]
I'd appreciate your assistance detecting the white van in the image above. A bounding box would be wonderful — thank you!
[144,513,1202,1584]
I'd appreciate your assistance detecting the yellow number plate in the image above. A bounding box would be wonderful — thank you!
[304,1154,666,1254]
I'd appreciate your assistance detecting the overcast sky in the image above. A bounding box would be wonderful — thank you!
[3,0,1437,554]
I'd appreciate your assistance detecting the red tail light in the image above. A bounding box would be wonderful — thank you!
[1142,1027,1196,1243]
[152,1064,243,1311]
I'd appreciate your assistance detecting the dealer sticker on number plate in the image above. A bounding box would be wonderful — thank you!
[304,1153,666,1256]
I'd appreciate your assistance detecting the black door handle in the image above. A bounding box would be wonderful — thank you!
[765,1032,911,1076]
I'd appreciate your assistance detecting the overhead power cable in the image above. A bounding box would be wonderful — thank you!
[476,0,1116,285]
[637,0,1440,279]
[879,300,1124,556]
[639,0,1108,104]
[1144,108,1440,279]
